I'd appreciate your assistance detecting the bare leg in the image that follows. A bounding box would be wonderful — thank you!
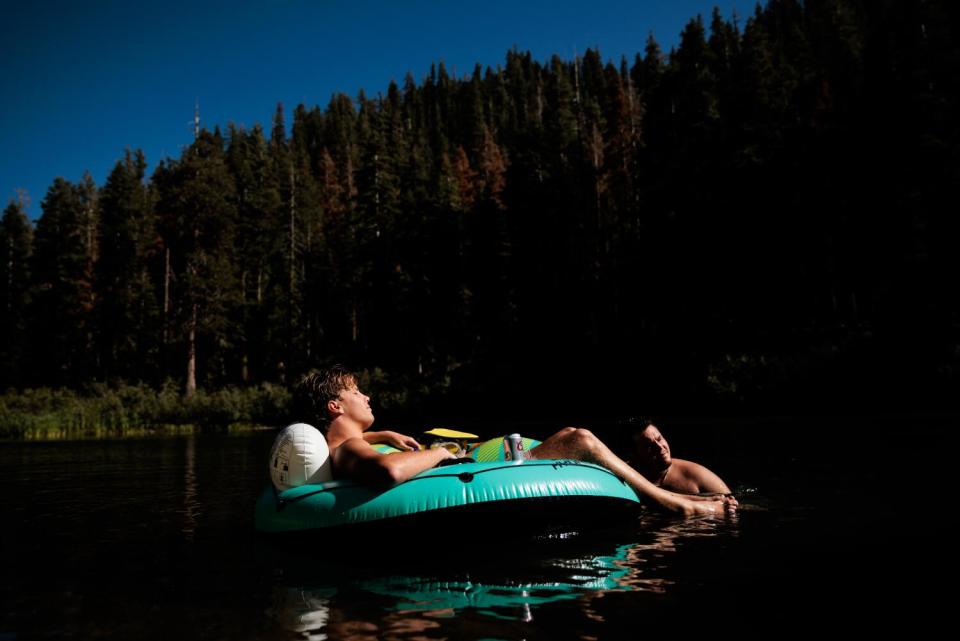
[528,427,736,517]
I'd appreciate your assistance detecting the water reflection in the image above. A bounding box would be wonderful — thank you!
[182,434,200,540]
[268,516,735,639]
[615,513,740,592]
[269,587,335,640]
[3,420,942,638]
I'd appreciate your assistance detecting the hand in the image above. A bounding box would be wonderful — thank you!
[688,492,739,508]
[430,441,466,457]
[672,492,737,516]
[369,430,422,451]
[438,447,457,460]
[696,495,738,516]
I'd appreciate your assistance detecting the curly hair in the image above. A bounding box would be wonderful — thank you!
[292,365,357,431]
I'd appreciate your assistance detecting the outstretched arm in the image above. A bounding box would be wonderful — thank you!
[530,427,736,517]
[331,437,454,487]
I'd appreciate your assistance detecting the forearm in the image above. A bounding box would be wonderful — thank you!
[333,435,447,487]
[377,448,453,484]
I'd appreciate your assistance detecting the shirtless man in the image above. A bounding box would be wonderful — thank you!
[632,421,732,495]
[296,366,735,517]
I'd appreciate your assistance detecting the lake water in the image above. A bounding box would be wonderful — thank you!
[1,417,952,639]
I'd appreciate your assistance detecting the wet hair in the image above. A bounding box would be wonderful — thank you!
[619,416,656,442]
[627,418,665,469]
[607,417,655,454]
[631,418,659,444]
[622,416,655,430]
[292,365,357,431]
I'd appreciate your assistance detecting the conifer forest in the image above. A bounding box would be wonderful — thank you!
[2,0,958,420]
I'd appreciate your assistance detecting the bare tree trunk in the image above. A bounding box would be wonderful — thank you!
[240,270,249,383]
[163,248,171,347]
[288,163,296,363]
[5,235,13,314]
[185,303,197,397]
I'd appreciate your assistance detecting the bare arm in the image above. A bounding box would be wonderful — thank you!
[362,430,422,451]
[331,437,454,487]
[531,427,736,517]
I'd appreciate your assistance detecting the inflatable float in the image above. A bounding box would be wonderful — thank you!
[255,424,642,539]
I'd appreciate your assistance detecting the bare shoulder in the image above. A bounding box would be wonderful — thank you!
[330,436,378,462]
[672,458,731,494]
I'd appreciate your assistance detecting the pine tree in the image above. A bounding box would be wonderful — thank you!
[738,8,779,129]
[544,55,578,162]
[672,15,719,128]
[477,127,508,210]
[157,130,239,394]
[0,198,33,385]
[708,7,741,122]
[29,176,99,385]
[290,105,325,370]
[228,120,287,383]
[97,149,160,381]
[634,34,667,149]
[602,61,642,241]
[805,0,866,119]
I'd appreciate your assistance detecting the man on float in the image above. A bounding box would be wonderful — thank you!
[631,420,732,495]
[296,365,736,517]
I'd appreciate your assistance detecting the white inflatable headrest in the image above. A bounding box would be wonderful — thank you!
[269,423,333,490]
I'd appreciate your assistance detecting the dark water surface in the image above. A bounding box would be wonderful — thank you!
[1,417,952,639]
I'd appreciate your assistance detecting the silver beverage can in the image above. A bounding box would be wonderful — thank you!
[504,433,525,462]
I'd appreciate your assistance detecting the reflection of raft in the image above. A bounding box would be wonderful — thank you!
[272,543,638,632]
[254,457,642,538]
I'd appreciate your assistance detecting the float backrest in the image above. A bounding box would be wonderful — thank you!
[269,423,333,490]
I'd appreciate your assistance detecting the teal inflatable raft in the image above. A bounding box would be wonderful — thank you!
[255,458,642,538]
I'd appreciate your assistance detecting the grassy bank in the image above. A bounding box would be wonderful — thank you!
[0,382,291,439]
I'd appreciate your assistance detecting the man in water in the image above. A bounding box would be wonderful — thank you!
[631,420,732,495]
[295,365,736,517]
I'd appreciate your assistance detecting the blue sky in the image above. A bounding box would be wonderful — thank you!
[2,0,741,219]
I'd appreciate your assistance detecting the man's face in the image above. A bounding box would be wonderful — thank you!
[332,380,375,428]
[634,424,672,470]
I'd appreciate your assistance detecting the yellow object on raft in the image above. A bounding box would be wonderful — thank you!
[423,428,480,439]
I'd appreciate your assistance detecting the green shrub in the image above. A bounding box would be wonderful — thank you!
[0,382,293,439]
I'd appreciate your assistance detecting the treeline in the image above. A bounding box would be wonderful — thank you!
[2,0,958,417]
[0,382,290,439]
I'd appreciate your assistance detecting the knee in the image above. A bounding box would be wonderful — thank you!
[563,427,599,449]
